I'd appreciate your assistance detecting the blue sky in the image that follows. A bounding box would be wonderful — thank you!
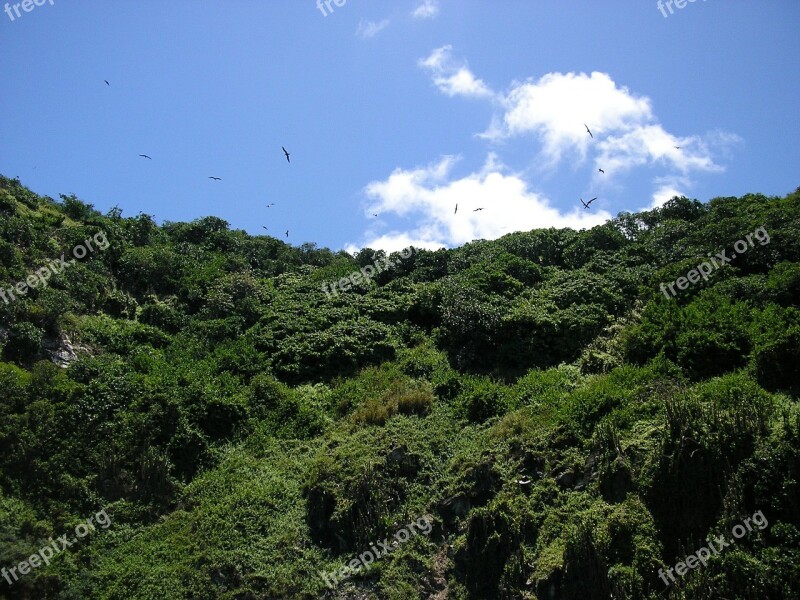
[1,1,798,252]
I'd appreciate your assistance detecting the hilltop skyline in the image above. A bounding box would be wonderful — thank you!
[1,1,798,252]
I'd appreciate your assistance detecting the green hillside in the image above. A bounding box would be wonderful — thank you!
[0,174,798,599]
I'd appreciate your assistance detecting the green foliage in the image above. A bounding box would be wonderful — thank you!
[59,193,99,221]
[3,321,44,362]
[0,178,798,599]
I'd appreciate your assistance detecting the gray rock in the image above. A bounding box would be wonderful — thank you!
[42,332,78,368]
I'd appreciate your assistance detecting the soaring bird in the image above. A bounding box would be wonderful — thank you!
[674,146,681,150]
[262,226,268,231]
[208,176,221,181]
[282,147,291,163]
[104,80,110,86]
[372,213,379,217]
[266,203,275,207]
[454,204,458,215]
[598,168,605,174]
[139,154,152,160]
[473,208,485,212]
[285,230,289,238]
[580,197,597,210]
[584,124,593,139]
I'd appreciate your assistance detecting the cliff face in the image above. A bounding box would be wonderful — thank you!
[42,332,79,368]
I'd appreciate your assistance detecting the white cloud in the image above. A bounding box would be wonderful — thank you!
[596,127,723,176]
[412,0,440,19]
[419,46,495,99]
[644,174,693,210]
[353,48,741,252]
[417,48,740,207]
[648,184,686,210]
[496,72,654,165]
[356,19,390,39]
[352,155,612,251]
[493,70,740,181]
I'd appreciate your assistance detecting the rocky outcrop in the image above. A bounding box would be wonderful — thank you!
[42,332,80,368]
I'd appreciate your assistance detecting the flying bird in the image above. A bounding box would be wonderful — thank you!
[372,213,379,217]
[139,154,152,160]
[584,124,593,139]
[282,147,290,163]
[208,176,221,181]
[266,203,275,207]
[262,226,268,231]
[580,197,597,210]
[674,146,681,150]
[454,204,458,215]
[104,80,110,86]
[473,208,485,212]
[285,230,289,238]
[598,168,605,174]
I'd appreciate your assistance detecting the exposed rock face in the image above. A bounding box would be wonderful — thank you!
[42,332,79,368]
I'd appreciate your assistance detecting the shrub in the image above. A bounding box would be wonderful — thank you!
[456,376,511,423]
[3,322,44,362]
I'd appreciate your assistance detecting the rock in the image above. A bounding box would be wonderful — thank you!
[42,332,78,368]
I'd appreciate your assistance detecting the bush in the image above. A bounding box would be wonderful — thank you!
[3,322,44,362]
[456,376,511,423]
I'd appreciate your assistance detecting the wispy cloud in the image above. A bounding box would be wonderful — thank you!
[418,46,740,199]
[356,19,390,39]
[648,176,690,209]
[418,46,495,99]
[412,0,440,19]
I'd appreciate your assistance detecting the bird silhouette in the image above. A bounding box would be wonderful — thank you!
[262,226,268,231]
[282,147,291,163]
[104,80,110,86]
[598,168,605,174]
[584,124,593,138]
[266,203,275,207]
[208,176,221,181]
[139,154,152,160]
[580,197,597,209]
[473,208,485,212]
[454,204,458,215]
[674,146,681,150]
[285,230,289,238]
[372,213,378,217]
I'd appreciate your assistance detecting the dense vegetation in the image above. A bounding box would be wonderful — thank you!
[0,174,798,599]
